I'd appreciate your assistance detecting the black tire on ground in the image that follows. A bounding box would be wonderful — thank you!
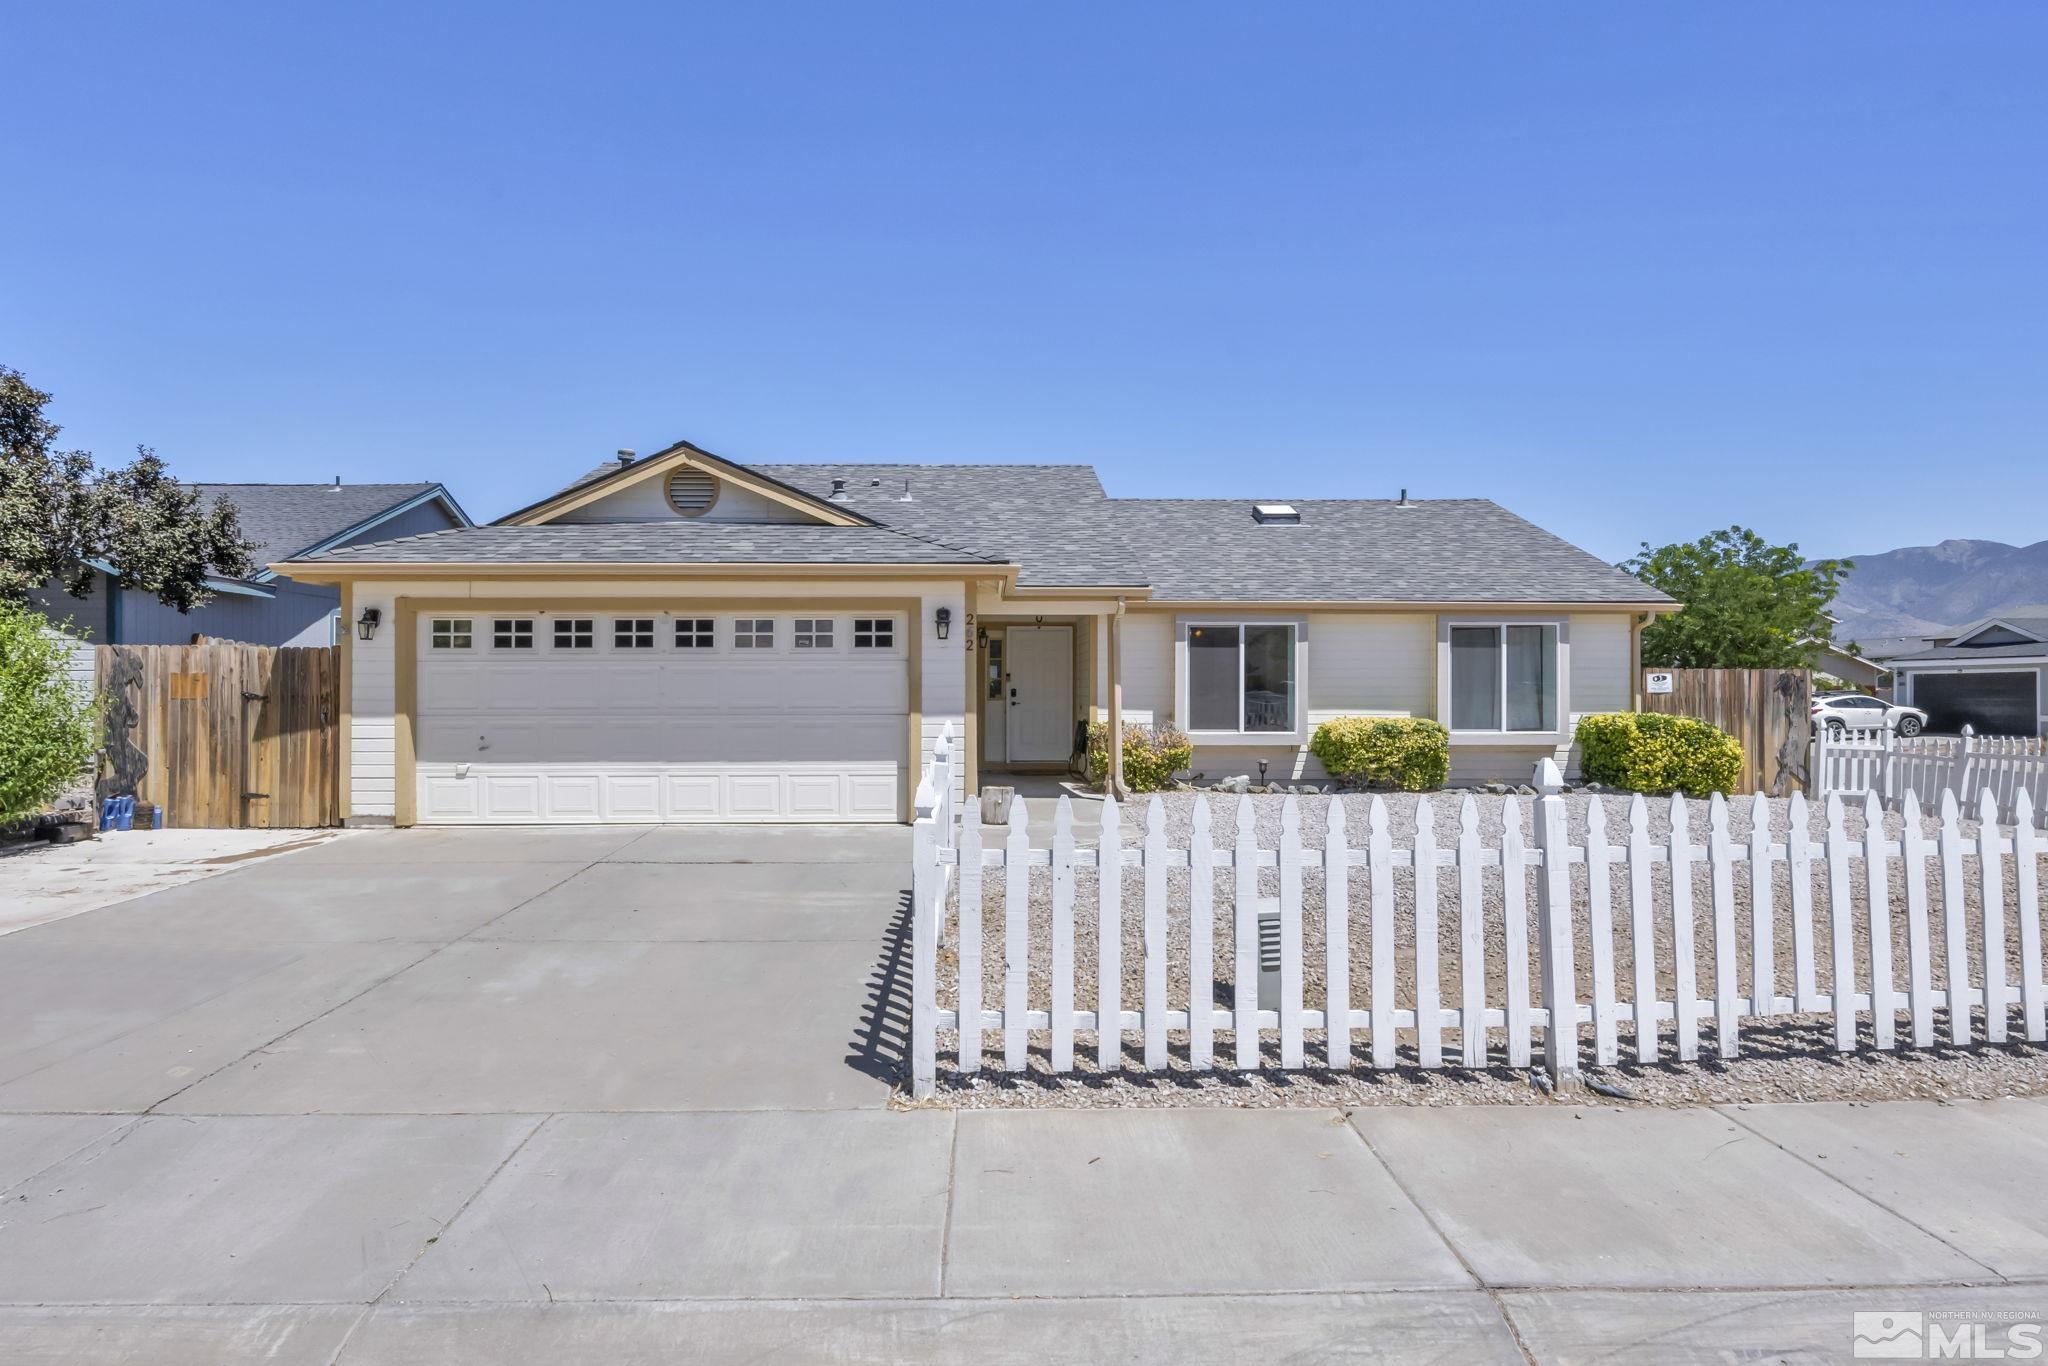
[1896,715,1922,737]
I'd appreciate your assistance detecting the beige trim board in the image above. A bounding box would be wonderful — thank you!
[338,581,353,823]
[1139,598,1678,614]
[276,560,1013,585]
[390,594,927,827]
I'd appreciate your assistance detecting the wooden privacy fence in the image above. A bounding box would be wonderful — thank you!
[907,740,2047,1097]
[1816,725,2048,829]
[1643,667,1812,796]
[98,641,340,829]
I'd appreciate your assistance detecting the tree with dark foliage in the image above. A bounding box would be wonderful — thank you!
[0,366,253,612]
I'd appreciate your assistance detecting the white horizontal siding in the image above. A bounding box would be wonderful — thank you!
[1119,613,1174,724]
[1307,613,1433,718]
[1571,613,1632,717]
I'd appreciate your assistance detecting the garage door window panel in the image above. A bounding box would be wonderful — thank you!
[553,618,595,650]
[675,618,715,650]
[431,618,473,650]
[613,618,655,650]
[794,617,836,650]
[734,618,776,650]
[492,619,534,650]
[854,618,895,650]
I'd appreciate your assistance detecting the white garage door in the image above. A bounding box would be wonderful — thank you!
[414,610,907,823]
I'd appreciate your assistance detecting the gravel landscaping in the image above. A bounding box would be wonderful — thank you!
[919,791,2048,1110]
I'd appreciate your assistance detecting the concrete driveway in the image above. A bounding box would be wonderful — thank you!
[4,825,2048,1362]
[0,824,911,1115]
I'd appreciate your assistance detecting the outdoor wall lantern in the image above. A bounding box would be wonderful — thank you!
[976,626,988,649]
[935,606,952,640]
[356,607,381,641]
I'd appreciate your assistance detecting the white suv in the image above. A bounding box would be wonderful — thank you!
[1811,693,1928,738]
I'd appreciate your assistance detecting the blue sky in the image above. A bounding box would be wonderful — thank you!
[5,3,2044,562]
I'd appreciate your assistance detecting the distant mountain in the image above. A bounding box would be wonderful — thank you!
[1826,538,2048,648]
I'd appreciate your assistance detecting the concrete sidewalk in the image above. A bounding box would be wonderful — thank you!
[0,1099,2043,1362]
[3,827,2044,1362]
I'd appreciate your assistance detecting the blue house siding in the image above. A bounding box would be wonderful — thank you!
[29,490,464,647]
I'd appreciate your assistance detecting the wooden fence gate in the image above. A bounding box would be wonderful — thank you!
[1641,667,1812,796]
[98,641,341,829]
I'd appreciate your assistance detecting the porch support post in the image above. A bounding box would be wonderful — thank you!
[1108,598,1128,799]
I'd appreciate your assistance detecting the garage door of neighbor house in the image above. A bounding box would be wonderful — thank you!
[414,609,908,823]
[1909,670,2040,738]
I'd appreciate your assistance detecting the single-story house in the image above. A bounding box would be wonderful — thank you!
[32,481,470,647]
[276,442,1676,827]
[1889,613,2048,737]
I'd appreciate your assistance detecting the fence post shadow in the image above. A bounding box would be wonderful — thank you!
[845,887,913,1086]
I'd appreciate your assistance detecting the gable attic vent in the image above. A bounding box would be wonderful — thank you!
[664,467,719,517]
[1252,502,1300,524]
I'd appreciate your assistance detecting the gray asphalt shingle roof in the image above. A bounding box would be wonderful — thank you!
[290,457,1666,605]
[295,522,1006,567]
[757,464,1665,603]
[198,483,445,561]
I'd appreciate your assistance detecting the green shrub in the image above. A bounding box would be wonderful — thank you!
[0,601,101,823]
[1308,716,1450,792]
[1085,721,1193,793]
[1574,711,1742,797]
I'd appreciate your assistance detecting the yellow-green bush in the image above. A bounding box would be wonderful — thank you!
[1307,717,1449,792]
[1085,722,1193,793]
[1575,712,1741,796]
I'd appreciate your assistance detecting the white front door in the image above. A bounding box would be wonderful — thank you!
[1004,626,1073,763]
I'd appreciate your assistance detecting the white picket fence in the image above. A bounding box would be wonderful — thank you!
[907,742,2048,1097]
[1815,724,2048,828]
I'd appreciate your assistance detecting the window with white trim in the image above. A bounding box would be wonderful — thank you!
[1187,623,1295,733]
[1449,624,1558,732]
[734,618,775,649]
[553,618,595,650]
[613,618,655,650]
[430,618,473,650]
[852,617,894,649]
[492,618,534,650]
[675,618,714,649]
[793,617,834,650]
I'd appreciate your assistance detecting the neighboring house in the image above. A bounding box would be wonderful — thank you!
[1805,638,1891,694]
[1888,613,2048,737]
[277,442,1675,827]
[31,482,470,647]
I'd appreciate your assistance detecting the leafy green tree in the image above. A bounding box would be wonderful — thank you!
[0,598,100,821]
[0,366,253,610]
[1624,527,1851,669]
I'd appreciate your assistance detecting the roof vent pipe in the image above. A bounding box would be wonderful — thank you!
[899,478,914,502]
[616,449,636,467]
[332,475,340,490]
[830,477,847,499]
[1396,488,1414,508]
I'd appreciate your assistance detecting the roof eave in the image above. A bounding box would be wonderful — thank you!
[271,559,1020,585]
